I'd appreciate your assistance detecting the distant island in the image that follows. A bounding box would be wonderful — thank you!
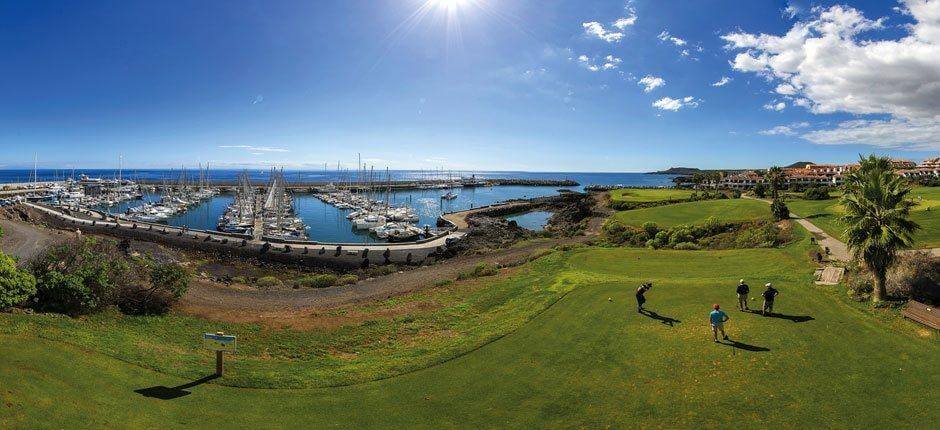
[651,161,818,175]
[648,167,703,175]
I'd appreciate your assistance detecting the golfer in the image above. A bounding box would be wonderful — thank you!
[709,304,730,342]
[736,279,750,311]
[762,283,779,316]
[635,282,652,312]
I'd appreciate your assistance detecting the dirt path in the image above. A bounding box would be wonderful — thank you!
[178,232,592,326]
[0,219,66,262]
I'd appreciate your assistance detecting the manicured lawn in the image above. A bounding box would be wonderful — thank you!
[609,198,770,227]
[787,186,940,248]
[609,188,694,202]
[3,232,938,428]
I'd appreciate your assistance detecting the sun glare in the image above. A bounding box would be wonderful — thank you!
[432,0,465,10]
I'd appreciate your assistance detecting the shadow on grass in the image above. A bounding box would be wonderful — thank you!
[721,340,770,352]
[746,310,814,323]
[135,374,219,400]
[639,309,681,327]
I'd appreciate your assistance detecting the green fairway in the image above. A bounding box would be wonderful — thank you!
[2,231,938,428]
[609,188,694,202]
[609,198,770,227]
[787,186,940,248]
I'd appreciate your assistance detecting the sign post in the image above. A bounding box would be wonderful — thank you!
[203,332,236,376]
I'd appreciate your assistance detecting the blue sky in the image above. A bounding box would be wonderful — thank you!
[2,0,938,171]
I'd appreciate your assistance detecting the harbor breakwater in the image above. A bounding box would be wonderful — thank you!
[25,203,461,269]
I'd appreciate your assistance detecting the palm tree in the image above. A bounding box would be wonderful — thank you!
[840,155,919,302]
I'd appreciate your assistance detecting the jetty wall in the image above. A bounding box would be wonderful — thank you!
[26,203,455,269]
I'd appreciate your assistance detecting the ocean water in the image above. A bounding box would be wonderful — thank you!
[1,169,674,190]
[26,169,676,242]
[505,211,554,231]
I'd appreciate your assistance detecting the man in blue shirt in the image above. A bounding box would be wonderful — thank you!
[709,304,730,343]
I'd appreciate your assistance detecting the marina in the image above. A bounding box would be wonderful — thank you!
[3,169,677,243]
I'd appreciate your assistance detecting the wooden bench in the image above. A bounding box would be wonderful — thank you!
[901,300,940,330]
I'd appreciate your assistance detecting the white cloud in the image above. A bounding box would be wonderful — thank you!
[774,83,797,95]
[658,30,687,46]
[613,16,637,30]
[583,21,624,43]
[802,118,940,150]
[722,1,940,150]
[652,96,700,111]
[763,101,787,111]
[782,3,800,19]
[759,121,810,136]
[218,145,290,153]
[712,76,732,87]
[638,75,665,92]
[576,54,621,72]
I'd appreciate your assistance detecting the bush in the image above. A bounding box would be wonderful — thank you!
[0,252,36,309]
[119,263,191,315]
[641,222,659,237]
[457,263,499,280]
[30,238,139,316]
[297,274,338,289]
[770,199,790,221]
[338,274,359,285]
[256,276,283,288]
[803,186,831,200]
[886,252,940,304]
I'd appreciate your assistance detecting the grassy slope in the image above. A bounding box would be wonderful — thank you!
[609,188,694,202]
[610,198,770,227]
[0,252,575,389]
[787,186,940,248]
[3,230,938,428]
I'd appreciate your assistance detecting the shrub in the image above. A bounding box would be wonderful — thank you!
[673,242,701,250]
[297,274,338,289]
[642,222,659,237]
[338,274,359,285]
[30,238,138,316]
[886,252,940,304]
[770,199,790,221]
[803,186,831,200]
[457,263,499,280]
[34,271,96,316]
[0,252,36,309]
[119,263,191,315]
[256,276,282,288]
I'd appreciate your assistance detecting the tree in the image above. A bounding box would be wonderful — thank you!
[753,182,767,198]
[770,199,790,221]
[766,166,785,199]
[840,155,919,302]
[0,252,36,309]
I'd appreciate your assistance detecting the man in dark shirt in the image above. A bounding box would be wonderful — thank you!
[762,283,779,316]
[736,279,750,311]
[636,283,652,313]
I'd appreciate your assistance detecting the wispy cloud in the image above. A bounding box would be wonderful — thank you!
[652,96,701,111]
[712,76,732,87]
[218,145,290,153]
[759,121,810,136]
